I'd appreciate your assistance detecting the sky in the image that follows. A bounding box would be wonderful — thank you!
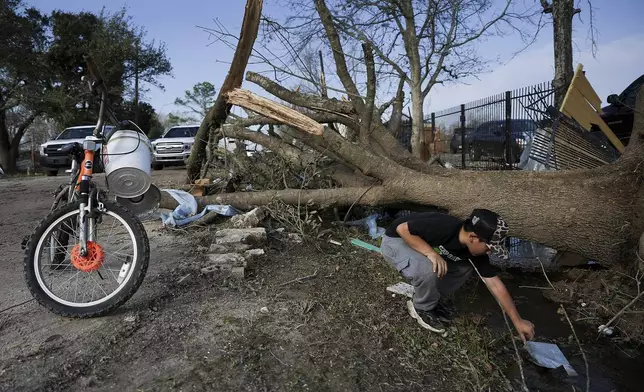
[27,0,644,120]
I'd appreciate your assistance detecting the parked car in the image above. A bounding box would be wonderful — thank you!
[39,125,115,176]
[151,124,199,170]
[449,127,475,153]
[598,74,644,147]
[466,119,536,162]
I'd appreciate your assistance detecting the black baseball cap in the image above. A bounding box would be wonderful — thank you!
[468,208,510,259]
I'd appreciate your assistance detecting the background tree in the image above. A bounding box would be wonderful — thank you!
[114,101,162,138]
[174,81,217,118]
[47,7,172,127]
[541,0,597,108]
[0,2,172,173]
[124,25,173,125]
[253,0,540,159]
[0,0,48,173]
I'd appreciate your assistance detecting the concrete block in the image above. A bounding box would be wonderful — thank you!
[230,266,245,278]
[215,228,267,245]
[207,253,246,266]
[244,249,265,259]
[230,207,267,228]
[209,243,252,253]
[201,264,231,274]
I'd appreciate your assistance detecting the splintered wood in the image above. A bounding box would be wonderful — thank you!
[226,88,325,136]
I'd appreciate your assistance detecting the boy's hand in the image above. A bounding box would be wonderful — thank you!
[514,319,535,342]
[427,253,448,278]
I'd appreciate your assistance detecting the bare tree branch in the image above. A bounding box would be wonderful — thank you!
[246,71,355,114]
[360,42,376,146]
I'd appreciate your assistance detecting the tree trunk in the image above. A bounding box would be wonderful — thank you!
[161,159,639,266]
[551,0,575,109]
[0,112,14,173]
[186,0,263,182]
[387,78,405,135]
[0,145,17,173]
[0,112,37,174]
[410,86,425,159]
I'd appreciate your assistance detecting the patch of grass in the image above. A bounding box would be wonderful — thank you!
[392,317,513,392]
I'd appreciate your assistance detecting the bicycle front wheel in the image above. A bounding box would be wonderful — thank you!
[24,200,150,318]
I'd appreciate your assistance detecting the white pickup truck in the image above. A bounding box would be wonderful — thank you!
[151,124,199,170]
[39,125,115,176]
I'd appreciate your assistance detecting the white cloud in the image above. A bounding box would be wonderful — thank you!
[425,34,644,114]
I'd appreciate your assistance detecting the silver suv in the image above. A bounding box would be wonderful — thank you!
[151,124,199,170]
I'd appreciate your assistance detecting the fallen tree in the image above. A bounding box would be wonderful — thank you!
[161,75,644,266]
[163,0,644,266]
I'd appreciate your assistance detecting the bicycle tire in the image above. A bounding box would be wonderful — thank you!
[23,200,150,318]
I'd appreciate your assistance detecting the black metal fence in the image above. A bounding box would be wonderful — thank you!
[399,81,556,170]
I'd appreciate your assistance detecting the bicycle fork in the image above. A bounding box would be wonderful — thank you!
[77,140,101,256]
[78,180,91,256]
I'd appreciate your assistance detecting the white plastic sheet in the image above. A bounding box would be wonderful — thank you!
[160,189,239,227]
[525,341,578,377]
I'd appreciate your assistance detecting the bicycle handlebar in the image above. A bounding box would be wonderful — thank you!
[83,54,122,138]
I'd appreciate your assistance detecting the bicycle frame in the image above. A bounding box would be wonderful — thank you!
[69,55,123,257]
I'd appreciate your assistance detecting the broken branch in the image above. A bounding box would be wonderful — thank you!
[186,0,263,181]
[227,89,325,136]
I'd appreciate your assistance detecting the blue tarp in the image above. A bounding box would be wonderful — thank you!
[160,189,239,227]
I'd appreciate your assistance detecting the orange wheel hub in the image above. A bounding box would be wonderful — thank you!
[70,241,105,272]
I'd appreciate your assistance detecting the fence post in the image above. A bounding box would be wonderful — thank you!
[504,91,512,169]
[460,104,466,169]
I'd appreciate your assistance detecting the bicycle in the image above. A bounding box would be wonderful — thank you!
[22,55,151,318]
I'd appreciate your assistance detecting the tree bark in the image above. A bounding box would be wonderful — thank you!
[186,0,263,182]
[359,43,376,147]
[410,86,425,158]
[550,0,575,109]
[395,0,426,159]
[246,69,412,159]
[387,78,405,135]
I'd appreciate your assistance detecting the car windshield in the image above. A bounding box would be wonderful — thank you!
[56,126,114,140]
[164,126,199,138]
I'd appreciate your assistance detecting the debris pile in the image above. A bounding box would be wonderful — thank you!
[201,227,267,279]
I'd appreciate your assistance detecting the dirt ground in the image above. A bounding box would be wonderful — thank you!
[1,169,643,392]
